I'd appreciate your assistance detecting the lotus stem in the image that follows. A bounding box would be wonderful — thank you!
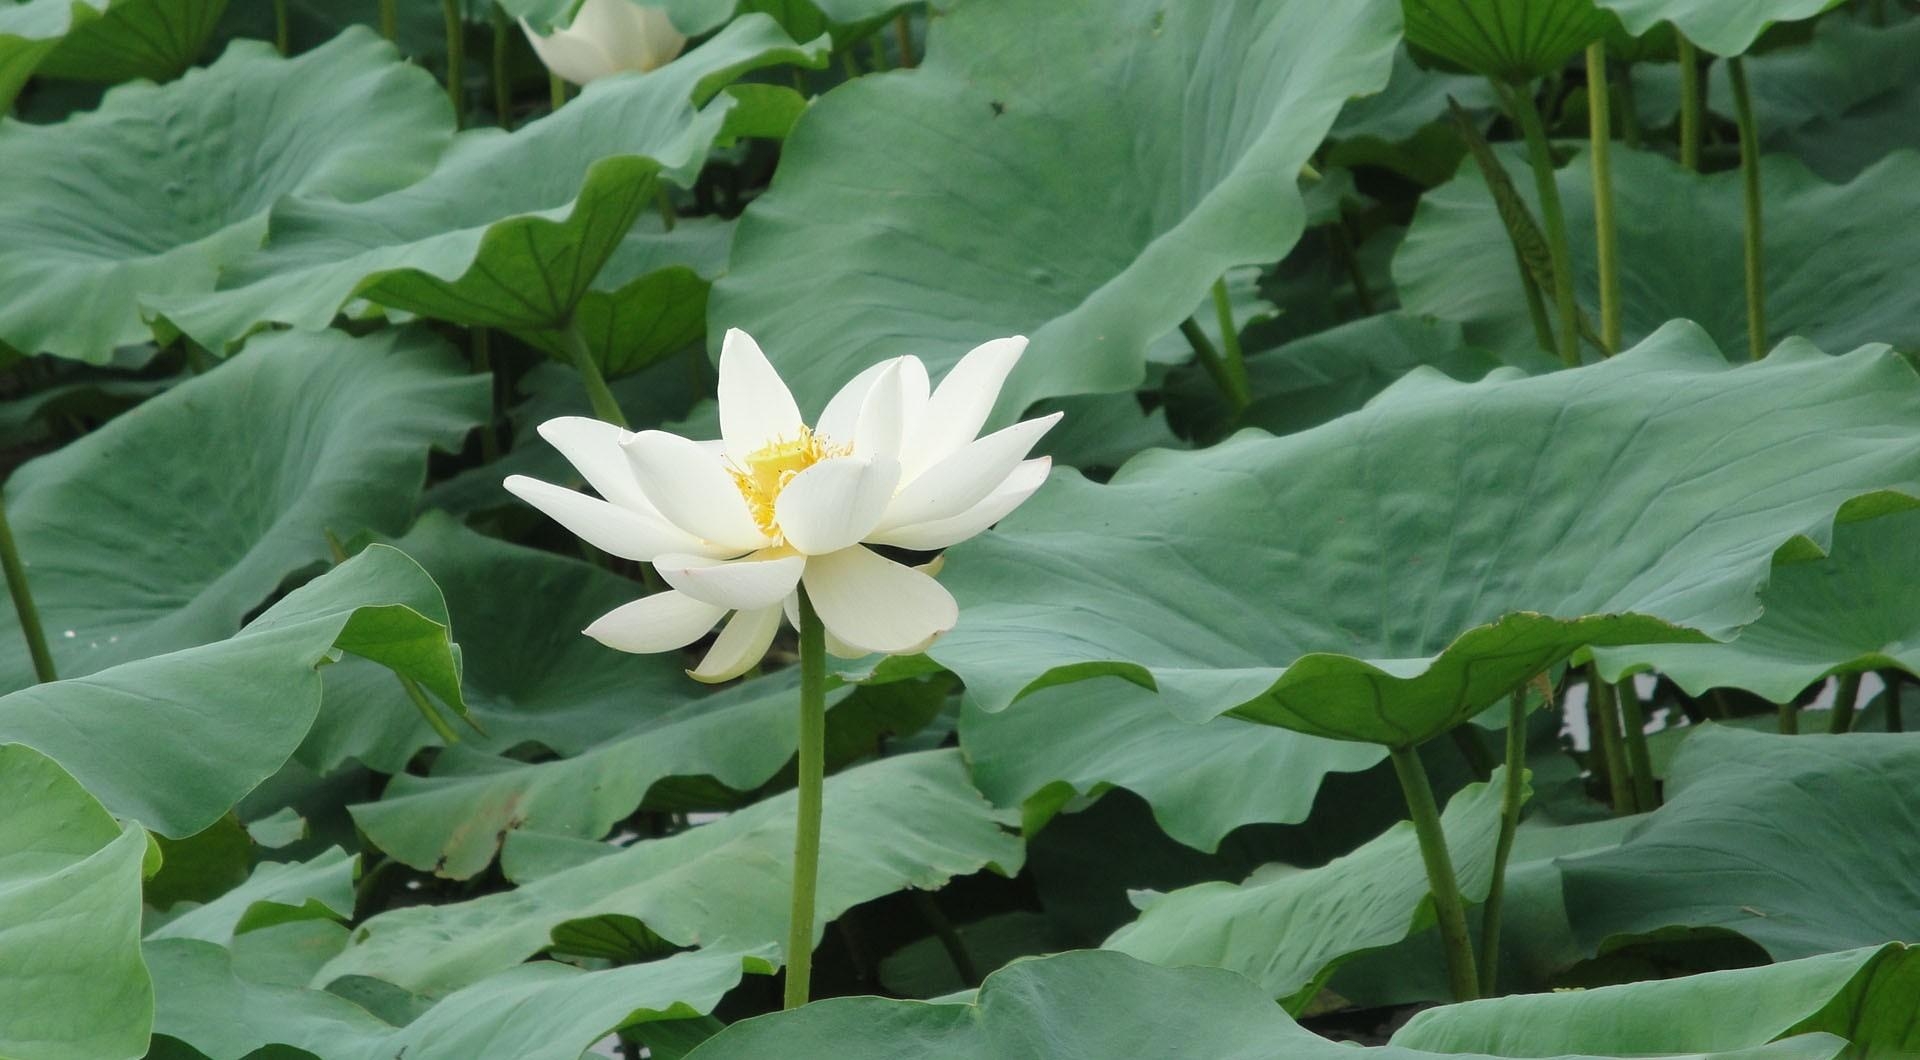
[1477,689,1528,991]
[380,0,398,40]
[893,13,915,68]
[491,3,513,129]
[401,673,461,744]
[1778,700,1799,734]
[1506,82,1581,369]
[1210,276,1252,405]
[1389,744,1479,1002]
[1829,672,1862,734]
[656,183,677,232]
[1179,318,1248,415]
[1617,65,1642,149]
[1676,35,1701,171]
[1616,675,1656,811]
[274,0,290,54]
[0,494,56,684]
[558,318,628,427]
[549,71,568,111]
[784,587,829,1009]
[1726,55,1767,360]
[1588,664,1634,814]
[1887,673,1905,733]
[1586,44,1621,354]
[442,0,466,126]
[910,890,978,987]
[1514,244,1556,354]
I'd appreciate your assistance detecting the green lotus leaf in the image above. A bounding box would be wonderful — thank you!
[0,744,151,1060]
[155,15,827,353]
[1105,767,1515,1011]
[1402,0,1612,82]
[1594,508,1920,699]
[0,545,463,837]
[513,215,734,378]
[1558,726,1920,960]
[1394,942,1920,1055]
[147,847,356,946]
[148,939,750,1060]
[1332,47,1501,146]
[0,328,484,689]
[928,324,1920,747]
[682,948,1847,1060]
[1394,145,1920,363]
[299,514,699,775]
[0,0,228,110]
[960,676,1385,851]
[1593,0,1844,57]
[318,749,1020,995]
[0,28,450,363]
[709,0,1401,423]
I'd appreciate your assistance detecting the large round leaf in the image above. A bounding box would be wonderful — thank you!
[0,546,464,836]
[0,327,485,689]
[1394,942,1920,1056]
[709,0,1402,422]
[1394,145,1920,364]
[1594,508,1920,699]
[683,948,1846,1060]
[928,323,1920,747]
[0,28,450,362]
[318,749,1020,995]
[0,0,226,110]
[1402,0,1612,81]
[960,676,1385,852]
[1593,0,1844,56]
[1104,767,1516,1011]
[155,16,828,353]
[1558,726,1920,960]
[149,940,749,1060]
[0,744,151,1060]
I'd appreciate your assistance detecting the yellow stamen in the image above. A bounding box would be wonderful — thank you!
[729,427,845,539]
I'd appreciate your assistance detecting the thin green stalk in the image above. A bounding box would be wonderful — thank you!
[1449,725,1495,783]
[1676,34,1701,171]
[784,587,829,1010]
[379,0,398,40]
[1829,672,1862,734]
[892,12,914,68]
[1506,83,1581,368]
[549,71,568,111]
[1210,276,1252,406]
[401,674,461,744]
[656,183,678,232]
[1586,44,1621,353]
[491,3,514,129]
[1888,673,1905,733]
[0,495,56,683]
[1726,55,1767,361]
[1514,244,1556,353]
[1588,665,1633,815]
[910,890,978,987]
[558,319,627,427]
[1616,676,1656,812]
[473,328,499,463]
[1389,745,1479,1002]
[868,32,889,72]
[1178,318,1247,414]
[1778,700,1799,734]
[274,0,290,54]
[1477,689,1528,991]
[1617,64,1642,149]
[442,0,466,125]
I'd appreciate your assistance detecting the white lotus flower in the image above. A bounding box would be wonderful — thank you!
[520,0,687,86]
[505,329,1059,682]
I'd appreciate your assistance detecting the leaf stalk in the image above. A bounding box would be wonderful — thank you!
[784,587,829,1009]
[1389,744,1479,1002]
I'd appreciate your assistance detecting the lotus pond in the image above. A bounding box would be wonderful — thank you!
[3,0,1920,1057]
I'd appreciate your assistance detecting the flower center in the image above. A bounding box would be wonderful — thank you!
[729,427,844,538]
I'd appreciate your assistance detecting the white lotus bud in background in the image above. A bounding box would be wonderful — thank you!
[521,0,687,86]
